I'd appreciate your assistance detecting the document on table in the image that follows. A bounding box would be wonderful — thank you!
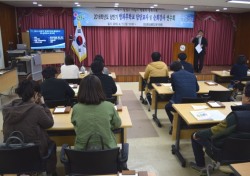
[192,105,209,110]
[195,44,202,53]
[191,110,226,121]
[54,107,66,113]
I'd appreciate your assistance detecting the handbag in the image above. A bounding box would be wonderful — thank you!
[0,131,35,149]
[84,133,105,151]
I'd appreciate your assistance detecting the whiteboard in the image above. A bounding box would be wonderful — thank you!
[0,26,4,69]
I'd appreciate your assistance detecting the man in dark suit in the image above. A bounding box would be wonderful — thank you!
[192,30,208,73]
[165,61,199,134]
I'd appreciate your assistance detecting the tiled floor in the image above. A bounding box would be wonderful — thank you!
[0,82,232,176]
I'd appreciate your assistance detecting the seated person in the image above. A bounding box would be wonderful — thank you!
[91,60,117,98]
[41,66,75,105]
[190,82,250,173]
[229,55,248,88]
[165,61,199,134]
[60,55,80,79]
[89,55,109,75]
[2,80,57,174]
[72,74,121,150]
[178,53,194,73]
[144,52,169,104]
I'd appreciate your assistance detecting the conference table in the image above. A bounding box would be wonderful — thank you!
[57,71,116,79]
[151,81,229,127]
[47,106,132,146]
[171,101,239,167]
[211,70,250,86]
[71,83,123,97]
[0,69,18,107]
[230,162,250,176]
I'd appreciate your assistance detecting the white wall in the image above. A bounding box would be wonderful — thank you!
[0,26,5,69]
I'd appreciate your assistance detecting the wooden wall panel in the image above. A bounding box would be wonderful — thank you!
[234,13,250,66]
[0,3,17,67]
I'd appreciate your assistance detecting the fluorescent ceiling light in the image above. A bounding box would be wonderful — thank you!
[150,6,154,8]
[153,4,158,7]
[223,7,228,10]
[216,9,220,11]
[184,7,188,10]
[38,4,42,6]
[114,3,119,6]
[227,0,250,4]
[190,6,194,8]
[74,2,79,5]
[77,4,81,6]
[33,2,37,5]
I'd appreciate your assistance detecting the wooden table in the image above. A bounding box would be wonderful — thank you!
[57,72,116,80]
[151,81,229,127]
[230,162,250,176]
[171,102,237,167]
[211,70,250,86]
[0,69,18,94]
[47,106,132,146]
[72,83,123,97]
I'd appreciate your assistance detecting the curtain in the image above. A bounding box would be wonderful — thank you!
[17,8,238,66]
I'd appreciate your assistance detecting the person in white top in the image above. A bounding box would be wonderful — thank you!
[60,55,80,79]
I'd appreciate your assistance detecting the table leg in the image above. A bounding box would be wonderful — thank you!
[152,91,162,127]
[171,115,186,167]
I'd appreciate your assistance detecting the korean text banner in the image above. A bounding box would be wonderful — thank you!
[73,8,194,28]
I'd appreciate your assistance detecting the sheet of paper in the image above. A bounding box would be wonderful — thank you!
[114,106,117,111]
[192,105,209,110]
[206,81,217,85]
[209,110,226,121]
[208,102,221,107]
[54,107,66,113]
[234,102,242,106]
[191,110,212,121]
[162,83,171,87]
[195,44,202,53]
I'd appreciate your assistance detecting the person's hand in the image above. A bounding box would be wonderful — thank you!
[200,44,203,47]
[34,92,43,104]
[193,132,199,140]
[40,96,45,104]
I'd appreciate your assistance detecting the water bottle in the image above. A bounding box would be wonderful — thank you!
[80,65,85,74]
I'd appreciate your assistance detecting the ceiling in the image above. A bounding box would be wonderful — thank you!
[1,0,250,13]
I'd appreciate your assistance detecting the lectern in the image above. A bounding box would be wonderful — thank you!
[173,42,194,64]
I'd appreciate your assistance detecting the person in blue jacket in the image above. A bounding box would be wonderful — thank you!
[178,53,194,73]
[165,61,199,134]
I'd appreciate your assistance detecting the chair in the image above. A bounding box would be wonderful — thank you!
[204,111,250,176]
[45,99,70,108]
[106,96,117,104]
[60,144,120,175]
[206,90,233,102]
[63,78,82,85]
[143,76,170,111]
[0,143,55,175]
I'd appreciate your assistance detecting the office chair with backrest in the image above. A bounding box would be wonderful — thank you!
[0,141,55,175]
[204,111,250,176]
[144,76,170,111]
[207,90,233,102]
[60,144,120,175]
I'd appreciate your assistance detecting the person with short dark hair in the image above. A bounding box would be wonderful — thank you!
[60,55,80,79]
[72,75,121,150]
[41,66,75,104]
[165,61,199,134]
[89,54,109,75]
[230,55,248,82]
[178,53,194,73]
[144,52,169,104]
[2,80,57,174]
[192,30,208,73]
[91,60,117,98]
[190,82,250,173]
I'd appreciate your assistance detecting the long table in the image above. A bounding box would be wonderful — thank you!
[211,70,250,86]
[57,72,116,80]
[47,106,132,146]
[0,69,18,107]
[151,81,229,127]
[230,162,250,176]
[172,102,238,167]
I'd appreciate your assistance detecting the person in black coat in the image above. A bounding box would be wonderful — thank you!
[91,60,117,98]
[178,53,194,73]
[41,66,75,104]
[192,30,208,73]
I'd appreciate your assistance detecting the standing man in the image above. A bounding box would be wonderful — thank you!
[192,30,208,73]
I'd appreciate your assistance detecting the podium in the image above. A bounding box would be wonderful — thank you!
[173,42,194,64]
